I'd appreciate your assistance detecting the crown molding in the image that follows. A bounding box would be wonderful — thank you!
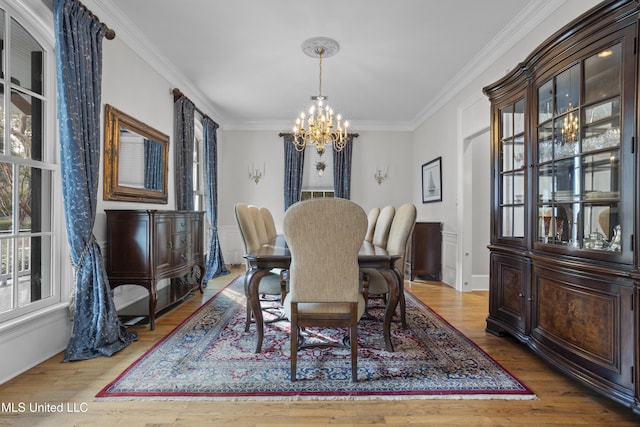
[83,0,227,126]
[410,0,566,131]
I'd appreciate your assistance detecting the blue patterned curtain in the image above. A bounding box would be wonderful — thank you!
[174,97,195,210]
[54,0,136,361]
[143,139,162,191]
[333,135,354,199]
[202,117,229,281]
[283,134,305,210]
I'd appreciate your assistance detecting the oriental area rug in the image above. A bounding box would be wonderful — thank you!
[97,276,534,401]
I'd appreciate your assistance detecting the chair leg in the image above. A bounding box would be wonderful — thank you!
[361,271,370,316]
[245,301,252,332]
[290,305,298,382]
[279,269,289,304]
[350,304,358,382]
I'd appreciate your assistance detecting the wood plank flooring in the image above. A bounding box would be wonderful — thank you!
[1,265,639,426]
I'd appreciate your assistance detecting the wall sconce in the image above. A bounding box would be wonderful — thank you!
[249,163,265,184]
[315,161,326,177]
[374,167,388,185]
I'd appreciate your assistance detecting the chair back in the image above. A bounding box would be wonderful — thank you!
[372,205,395,248]
[283,198,367,303]
[260,207,278,241]
[386,203,417,270]
[235,203,261,267]
[364,207,380,243]
[249,205,269,244]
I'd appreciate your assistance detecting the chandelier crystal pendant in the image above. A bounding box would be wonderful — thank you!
[292,37,348,155]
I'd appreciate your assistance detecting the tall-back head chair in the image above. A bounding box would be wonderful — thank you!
[283,198,367,382]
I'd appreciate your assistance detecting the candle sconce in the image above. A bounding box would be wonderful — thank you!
[374,167,388,185]
[249,163,265,184]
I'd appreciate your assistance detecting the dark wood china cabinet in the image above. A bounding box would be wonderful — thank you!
[484,0,639,412]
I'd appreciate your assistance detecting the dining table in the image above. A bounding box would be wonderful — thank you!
[243,234,404,353]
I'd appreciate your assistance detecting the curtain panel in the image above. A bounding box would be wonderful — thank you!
[283,134,305,210]
[333,135,354,199]
[144,138,163,191]
[202,117,229,281]
[54,0,136,361]
[174,97,195,211]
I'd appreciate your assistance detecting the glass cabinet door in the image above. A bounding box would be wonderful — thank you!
[499,99,525,239]
[535,43,622,253]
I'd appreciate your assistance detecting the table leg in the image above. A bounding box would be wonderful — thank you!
[244,268,270,353]
[379,268,399,352]
[396,267,407,329]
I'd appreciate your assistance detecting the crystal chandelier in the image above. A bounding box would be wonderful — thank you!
[292,37,348,155]
[561,103,579,144]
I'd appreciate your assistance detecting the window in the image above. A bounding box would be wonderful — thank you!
[0,3,58,322]
[302,147,333,197]
[193,118,204,211]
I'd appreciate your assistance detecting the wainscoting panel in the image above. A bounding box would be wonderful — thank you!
[441,230,457,288]
[219,225,244,266]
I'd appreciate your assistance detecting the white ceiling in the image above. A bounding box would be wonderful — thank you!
[93,0,546,131]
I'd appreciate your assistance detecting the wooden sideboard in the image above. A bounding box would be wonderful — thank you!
[105,210,205,329]
[406,222,442,280]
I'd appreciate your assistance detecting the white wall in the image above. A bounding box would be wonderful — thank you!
[217,129,413,265]
[94,38,178,307]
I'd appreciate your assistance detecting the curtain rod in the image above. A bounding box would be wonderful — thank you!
[172,88,219,127]
[278,132,359,138]
[74,0,116,40]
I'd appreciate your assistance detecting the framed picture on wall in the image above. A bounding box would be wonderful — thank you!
[422,157,442,203]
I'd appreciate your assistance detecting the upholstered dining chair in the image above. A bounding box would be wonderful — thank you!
[235,203,287,330]
[371,205,395,248]
[362,203,416,325]
[365,207,380,243]
[260,207,278,241]
[283,198,367,382]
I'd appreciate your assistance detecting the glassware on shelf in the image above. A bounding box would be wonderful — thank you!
[581,127,620,152]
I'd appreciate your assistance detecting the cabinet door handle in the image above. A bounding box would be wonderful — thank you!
[518,293,524,298]
[168,240,172,249]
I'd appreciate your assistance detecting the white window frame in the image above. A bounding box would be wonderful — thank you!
[0,0,64,326]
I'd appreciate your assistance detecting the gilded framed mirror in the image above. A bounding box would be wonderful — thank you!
[103,104,169,203]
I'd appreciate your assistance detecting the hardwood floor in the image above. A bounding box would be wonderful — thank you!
[1,265,639,426]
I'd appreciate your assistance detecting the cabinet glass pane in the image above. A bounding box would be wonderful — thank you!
[584,44,621,105]
[514,99,525,134]
[513,206,524,237]
[501,206,525,238]
[501,140,513,171]
[502,172,514,204]
[538,122,553,163]
[538,164,553,202]
[583,151,620,198]
[582,101,620,152]
[538,79,553,123]
[502,207,513,236]
[555,64,580,114]
[514,135,524,169]
[501,105,513,138]
[583,203,620,251]
[554,158,580,202]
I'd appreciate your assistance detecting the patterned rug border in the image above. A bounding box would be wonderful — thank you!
[96,275,535,401]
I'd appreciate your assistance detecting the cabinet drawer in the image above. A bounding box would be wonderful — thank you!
[173,218,191,233]
[171,233,191,250]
